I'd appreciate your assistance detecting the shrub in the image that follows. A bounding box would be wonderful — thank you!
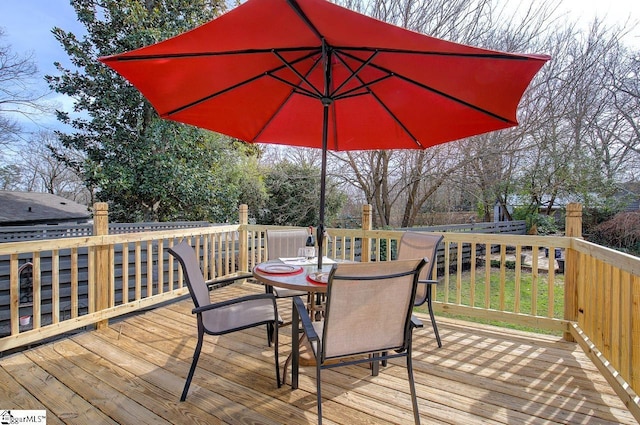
[534,214,559,235]
[590,212,640,255]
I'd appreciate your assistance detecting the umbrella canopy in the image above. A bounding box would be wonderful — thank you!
[100,0,550,267]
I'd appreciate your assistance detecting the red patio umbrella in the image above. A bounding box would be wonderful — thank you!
[99,0,550,267]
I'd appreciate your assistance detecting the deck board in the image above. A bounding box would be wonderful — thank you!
[0,282,635,424]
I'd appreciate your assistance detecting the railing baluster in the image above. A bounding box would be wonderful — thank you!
[71,248,78,317]
[122,243,129,302]
[469,242,476,307]
[33,252,41,328]
[531,246,539,316]
[514,245,521,314]
[9,254,19,335]
[52,249,59,324]
[484,243,491,309]
[135,241,142,300]
[499,244,506,311]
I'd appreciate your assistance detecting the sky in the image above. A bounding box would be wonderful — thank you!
[1,0,639,136]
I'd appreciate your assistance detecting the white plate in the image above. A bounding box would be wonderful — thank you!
[258,264,301,274]
[308,272,329,283]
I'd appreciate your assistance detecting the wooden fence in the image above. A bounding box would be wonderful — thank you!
[0,221,211,242]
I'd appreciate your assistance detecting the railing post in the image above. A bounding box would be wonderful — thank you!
[93,202,110,330]
[361,204,372,262]
[239,204,249,272]
[564,202,582,341]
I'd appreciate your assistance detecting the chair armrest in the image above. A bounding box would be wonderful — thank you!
[293,296,319,341]
[411,315,423,329]
[192,293,276,314]
[205,271,253,291]
[417,279,438,285]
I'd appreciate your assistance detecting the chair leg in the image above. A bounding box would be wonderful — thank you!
[427,287,442,348]
[272,321,281,388]
[267,323,273,347]
[406,342,421,425]
[181,331,204,401]
[371,353,380,376]
[266,285,274,347]
[316,362,323,425]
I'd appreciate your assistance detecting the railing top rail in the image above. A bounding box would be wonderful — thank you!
[246,225,569,246]
[572,238,640,275]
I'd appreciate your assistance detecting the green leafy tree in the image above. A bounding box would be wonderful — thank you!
[46,0,251,222]
[261,161,345,227]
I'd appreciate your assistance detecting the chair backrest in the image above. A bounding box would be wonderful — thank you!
[266,228,309,260]
[397,232,444,305]
[168,241,210,309]
[321,259,426,361]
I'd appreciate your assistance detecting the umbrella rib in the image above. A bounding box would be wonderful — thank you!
[101,47,319,62]
[272,49,324,97]
[333,46,541,61]
[164,49,320,117]
[267,74,319,98]
[252,52,323,142]
[164,72,265,117]
[369,92,424,148]
[333,75,393,100]
[338,49,514,123]
[330,51,395,99]
[332,51,423,147]
[286,0,324,40]
[330,51,378,97]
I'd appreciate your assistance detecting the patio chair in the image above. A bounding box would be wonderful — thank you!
[265,228,311,297]
[168,241,281,401]
[397,231,444,347]
[291,259,428,425]
[264,228,312,345]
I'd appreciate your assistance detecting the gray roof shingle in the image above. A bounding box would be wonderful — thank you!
[0,191,91,225]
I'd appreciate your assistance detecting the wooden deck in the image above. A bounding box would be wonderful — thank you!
[0,282,635,425]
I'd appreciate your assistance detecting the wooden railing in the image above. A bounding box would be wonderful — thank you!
[1,203,638,420]
[1,204,244,351]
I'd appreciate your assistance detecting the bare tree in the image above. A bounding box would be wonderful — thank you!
[13,131,92,204]
[0,29,50,150]
[607,44,640,158]
[331,0,557,227]
[515,20,640,215]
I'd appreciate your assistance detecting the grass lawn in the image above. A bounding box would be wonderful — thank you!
[415,266,566,335]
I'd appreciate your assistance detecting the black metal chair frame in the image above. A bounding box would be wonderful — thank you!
[291,259,427,425]
[169,242,281,402]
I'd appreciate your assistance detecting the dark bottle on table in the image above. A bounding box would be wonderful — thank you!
[306,226,315,247]
[305,226,316,259]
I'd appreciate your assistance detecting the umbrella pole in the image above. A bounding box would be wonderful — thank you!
[317,40,332,270]
[318,107,328,270]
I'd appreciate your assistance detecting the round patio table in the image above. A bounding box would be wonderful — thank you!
[252,260,334,294]
[253,259,337,384]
